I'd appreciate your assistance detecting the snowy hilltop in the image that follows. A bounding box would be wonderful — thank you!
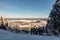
[0,1,60,40]
[0,29,60,40]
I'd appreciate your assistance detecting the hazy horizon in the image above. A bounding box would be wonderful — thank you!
[0,0,55,18]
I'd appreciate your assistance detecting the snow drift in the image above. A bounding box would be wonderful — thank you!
[0,29,60,40]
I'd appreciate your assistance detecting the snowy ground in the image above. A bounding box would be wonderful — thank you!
[0,29,60,40]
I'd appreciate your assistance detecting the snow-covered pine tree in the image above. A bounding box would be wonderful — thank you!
[45,0,60,35]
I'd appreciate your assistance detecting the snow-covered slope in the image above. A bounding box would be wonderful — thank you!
[0,29,60,40]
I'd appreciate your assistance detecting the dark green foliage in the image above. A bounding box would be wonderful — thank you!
[45,0,60,35]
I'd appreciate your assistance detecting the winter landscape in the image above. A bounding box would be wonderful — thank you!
[0,29,60,40]
[0,0,60,40]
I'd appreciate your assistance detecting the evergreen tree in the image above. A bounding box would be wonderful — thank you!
[46,0,60,35]
[0,16,6,30]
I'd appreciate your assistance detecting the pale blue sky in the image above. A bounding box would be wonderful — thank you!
[0,0,55,18]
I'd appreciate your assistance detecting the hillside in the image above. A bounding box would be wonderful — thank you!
[0,29,60,40]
